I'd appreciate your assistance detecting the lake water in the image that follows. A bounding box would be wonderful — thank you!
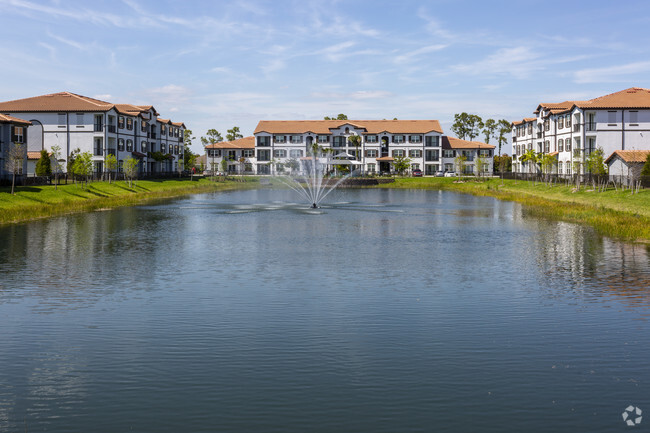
[1,188,649,432]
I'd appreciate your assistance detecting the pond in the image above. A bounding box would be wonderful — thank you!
[1,188,649,432]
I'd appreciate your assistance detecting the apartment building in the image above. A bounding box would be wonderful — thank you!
[0,92,186,176]
[512,87,650,174]
[441,136,495,175]
[252,119,445,175]
[205,136,256,174]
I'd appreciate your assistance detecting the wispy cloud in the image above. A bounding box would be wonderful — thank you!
[574,61,650,84]
[394,44,448,64]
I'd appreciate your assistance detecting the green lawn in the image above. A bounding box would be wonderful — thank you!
[0,177,257,225]
[379,176,650,242]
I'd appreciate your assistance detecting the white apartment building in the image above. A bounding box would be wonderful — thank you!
[252,120,445,175]
[205,136,256,174]
[512,87,650,175]
[441,136,495,175]
[0,92,186,176]
[0,113,31,179]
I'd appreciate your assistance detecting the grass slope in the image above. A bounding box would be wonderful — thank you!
[379,177,650,242]
[0,177,256,225]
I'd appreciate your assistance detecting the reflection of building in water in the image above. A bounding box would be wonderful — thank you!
[534,222,650,312]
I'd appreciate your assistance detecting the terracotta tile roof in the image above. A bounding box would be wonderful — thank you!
[375,156,395,161]
[512,117,536,126]
[605,149,650,164]
[0,113,32,125]
[0,91,114,112]
[442,136,495,150]
[157,118,171,124]
[205,136,255,149]
[171,121,186,128]
[254,119,443,135]
[547,151,559,157]
[576,87,650,109]
[27,151,43,160]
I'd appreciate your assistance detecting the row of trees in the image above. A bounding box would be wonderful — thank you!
[451,113,511,155]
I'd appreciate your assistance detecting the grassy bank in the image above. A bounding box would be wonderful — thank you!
[379,177,650,242]
[0,177,257,225]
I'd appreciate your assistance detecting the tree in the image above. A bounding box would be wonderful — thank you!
[475,154,485,178]
[105,154,118,184]
[200,129,223,147]
[496,119,511,156]
[393,155,411,176]
[348,134,361,164]
[519,148,538,175]
[324,114,348,120]
[226,126,243,142]
[77,151,93,187]
[124,156,139,188]
[482,119,497,145]
[220,158,228,175]
[35,149,52,177]
[585,147,607,190]
[183,147,197,174]
[50,145,64,190]
[451,113,484,140]
[540,153,557,185]
[184,129,195,148]
[4,142,25,195]
[454,154,467,180]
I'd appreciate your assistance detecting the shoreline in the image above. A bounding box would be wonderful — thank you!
[375,177,650,243]
[0,177,258,226]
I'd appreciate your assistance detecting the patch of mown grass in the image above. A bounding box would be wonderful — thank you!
[0,177,258,225]
[377,177,650,242]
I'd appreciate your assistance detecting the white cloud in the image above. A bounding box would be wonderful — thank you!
[574,61,650,84]
[394,44,448,64]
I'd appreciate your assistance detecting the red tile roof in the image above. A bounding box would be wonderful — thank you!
[0,113,31,125]
[254,119,443,135]
[0,92,114,112]
[205,136,255,149]
[442,136,495,150]
[605,149,650,164]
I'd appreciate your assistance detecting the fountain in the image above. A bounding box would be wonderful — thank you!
[274,148,352,208]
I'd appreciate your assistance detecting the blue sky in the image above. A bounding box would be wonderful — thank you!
[1,0,650,154]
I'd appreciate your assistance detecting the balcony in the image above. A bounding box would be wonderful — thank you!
[94,124,103,132]
[585,122,597,132]
[537,132,542,138]
[107,125,116,133]
[573,124,580,132]
[94,148,103,156]
[151,132,157,139]
[512,137,517,142]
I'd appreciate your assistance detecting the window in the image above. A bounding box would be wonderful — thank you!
[141,121,147,133]
[257,149,270,161]
[425,149,439,161]
[118,116,125,129]
[544,141,550,153]
[365,149,378,158]
[118,160,123,173]
[479,149,491,157]
[126,139,133,152]
[608,111,616,124]
[566,115,571,128]
[161,124,166,135]
[141,141,147,152]
[58,113,66,126]
[274,135,286,143]
[161,143,166,153]
[558,139,564,152]
[444,163,454,172]
[365,135,378,143]
[443,150,454,158]
[208,149,221,157]
[257,136,271,147]
[227,150,237,160]
[425,136,439,147]
[409,149,422,158]
[630,111,639,125]
[290,135,302,144]
[12,126,24,143]
[412,163,421,171]
[332,136,346,148]
[392,135,405,143]
[274,149,287,158]
[243,149,254,158]
[367,163,375,173]
[558,161,563,174]
[565,161,571,175]
[409,135,422,143]
[527,124,533,135]
[126,118,133,130]
[392,149,405,157]
[317,135,329,143]
[118,138,125,151]
[290,149,303,158]
[544,119,550,131]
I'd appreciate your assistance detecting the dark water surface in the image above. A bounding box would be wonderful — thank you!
[1,188,649,432]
